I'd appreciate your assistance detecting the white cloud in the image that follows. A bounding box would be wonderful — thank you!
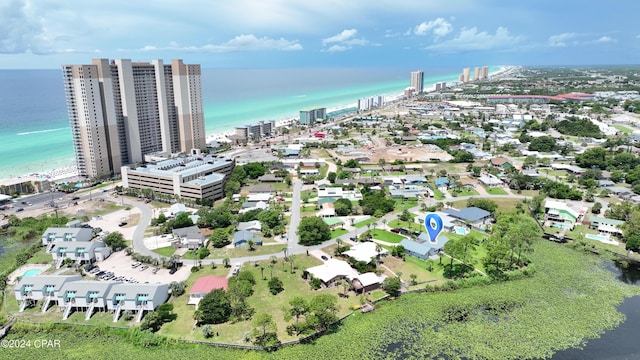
[322,29,358,44]
[321,28,370,52]
[413,18,453,38]
[426,26,523,52]
[548,32,577,47]
[125,35,303,53]
[593,36,616,44]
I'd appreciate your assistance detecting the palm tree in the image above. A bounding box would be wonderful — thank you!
[375,243,383,264]
[382,218,387,229]
[247,240,255,251]
[289,255,296,273]
[269,263,274,279]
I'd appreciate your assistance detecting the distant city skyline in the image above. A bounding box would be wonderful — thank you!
[1,1,638,69]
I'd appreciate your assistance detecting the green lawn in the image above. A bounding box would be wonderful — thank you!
[26,248,53,265]
[433,188,445,200]
[331,228,348,239]
[486,187,508,195]
[452,188,479,197]
[388,218,423,233]
[153,246,176,257]
[394,199,418,211]
[370,229,405,243]
[452,197,524,214]
[612,124,632,134]
[206,244,288,260]
[353,217,378,229]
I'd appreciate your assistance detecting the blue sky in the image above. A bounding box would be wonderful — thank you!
[1,0,638,69]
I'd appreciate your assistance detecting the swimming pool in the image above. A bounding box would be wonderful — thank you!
[455,226,469,235]
[22,269,42,278]
[585,234,608,242]
[552,223,571,229]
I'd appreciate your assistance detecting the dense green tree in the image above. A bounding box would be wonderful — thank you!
[308,294,340,331]
[257,209,283,229]
[555,116,604,138]
[268,277,284,295]
[343,159,360,168]
[238,208,264,223]
[168,281,187,297]
[243,163,268,179]
[333,198,353,216]
[197,205,234,228]
[382,276,402,297]
[287,297,310,323]
[527,136,558,152]
[224,180,241,197]
[576,147,609,170]
[605,201,635,221]
[140,303,177,333]
[466,198,498,215]
[622,210,640,252]
[359,190,395,216]
[166,212,193,230]
[591,202,602,215]
[103,232,127,250]
[209,228,231,248]
[251,313,279,347]
[297,216,331,246]
[327,172,337,183]
[195,289,231,325]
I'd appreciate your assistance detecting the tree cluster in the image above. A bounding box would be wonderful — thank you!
[555,116,604,138]
[297,216,331,246]
[285,295,340,336]
[359,190,395,217]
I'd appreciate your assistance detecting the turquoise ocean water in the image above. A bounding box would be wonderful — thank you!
[0,66,498,179]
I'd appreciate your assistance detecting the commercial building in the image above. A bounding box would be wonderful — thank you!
[299,107,326,126]
[462,68,471,83]
[234,120,276,141]
[121,154,235,202]
[474,67,480,81]
[62,59,206,178]
[410,70,424,94]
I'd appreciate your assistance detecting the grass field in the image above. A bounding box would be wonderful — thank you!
[388,218,423,233]
[331,228,348,239]
[153,246,176,257]
[452,197,524,214]
[394,199,418,211]
[370,229,405,243]
[353,217,377,229]
[486,187,508,195]
[433,188,445,200]
[208,244,288,260]
[612,124,632,134]
[452,188,479,197]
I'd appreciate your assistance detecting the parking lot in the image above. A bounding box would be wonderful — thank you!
[90,251,191,284]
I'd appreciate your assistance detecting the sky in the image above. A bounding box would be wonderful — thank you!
[1,0,639,69]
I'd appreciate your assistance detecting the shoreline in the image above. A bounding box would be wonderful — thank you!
[1,66,509,183]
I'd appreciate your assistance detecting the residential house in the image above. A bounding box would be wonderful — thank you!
[57,280,120,320]
[247,184,276,194]
[478,174,503,188]
[257,174,283,183]
[107,283,169,322]
[490,157,513,169]
[323,217,345,229]
[388,186,422,199]
[188,276,229,305]
[51,241,111,268]
[351,273,385,294]
[435,177,450,189]
[589,216,624,237]
[305,259,359,287]
[246,193,272,202]
[522,169,540,178]
[41,227,93,249]
[237,220,262,232]
[172,226,205,250]
[239,201,269,214]
[400,235,450,260]
[169,203,187,216]
[14,275,82,313]
[459,178,478,188]
[317,202,336,217]
[443,207,493,227]
[598,180,615,188]
[343,242,388,263]
[544,199,586,229]
[404,175,428,185]
[233,230,262,248]
[550,163,586,175]
[318,187,344,205]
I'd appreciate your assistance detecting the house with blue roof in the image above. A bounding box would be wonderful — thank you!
[400,235,449,260]
[434,177,450,189]
[443,207,493,227]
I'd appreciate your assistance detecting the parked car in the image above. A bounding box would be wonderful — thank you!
[131,262,141,268]
[169,267,178,275]
[15,208,24,212]
[390,228,401,233]
[321,255,329,261]
[139,265,148,271]
[151,267,159,274]
[232,264,241,276]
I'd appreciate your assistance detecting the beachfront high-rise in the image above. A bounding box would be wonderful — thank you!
[462,68,471,83]
[62,59,206,178]
[410,70,424,94]
[481,66,489,80]
[299,107,326,126]
[474,67,480,81]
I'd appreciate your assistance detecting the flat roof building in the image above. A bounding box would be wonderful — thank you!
[299,107,326,126]
[410,70,424,94]
[121,154,234,202]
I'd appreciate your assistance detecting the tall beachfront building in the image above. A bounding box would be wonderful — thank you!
[299,107,326,126]
[462,68,471,83]
[474,67,480,81]
[481,66,489,79]
[62,59,206,178]
[410,70,424,94]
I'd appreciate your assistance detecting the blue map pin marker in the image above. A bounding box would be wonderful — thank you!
[424,213,443,244]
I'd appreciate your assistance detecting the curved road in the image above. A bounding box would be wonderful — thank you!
[117,190,536,265]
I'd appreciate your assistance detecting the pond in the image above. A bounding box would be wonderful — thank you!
[551,260,640,359]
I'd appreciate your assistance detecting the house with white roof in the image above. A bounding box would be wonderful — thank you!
[237,220,262,232]
[589,216,624,236]
[343,242,388,263]
[544,199,587,229]
[351,272,385,294]
[14,275,82,313]
[478,175,503,187]
[305,259,359,287]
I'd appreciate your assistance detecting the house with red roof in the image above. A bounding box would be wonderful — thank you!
[188,275,229,306]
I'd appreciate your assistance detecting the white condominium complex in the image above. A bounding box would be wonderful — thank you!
[462,67,471,83]
[410,70,424,94]
[474,67,480,81]
[481,66,489,79]
[62,59,206,178]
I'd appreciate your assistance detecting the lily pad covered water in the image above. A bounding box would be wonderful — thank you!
[4,241,638,359]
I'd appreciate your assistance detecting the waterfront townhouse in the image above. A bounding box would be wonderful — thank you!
[14,275,82,313]
[58,280,121,320]
[107,283,169,322]
[50,241,111,269]
[41,227,93,251]
[544,199,587,230]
